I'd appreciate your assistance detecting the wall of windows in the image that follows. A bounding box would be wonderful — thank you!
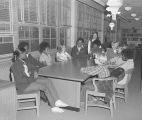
[17,0,71,52]
[0,0,105,59]
[0,0,13,56]
[76,1,104,44]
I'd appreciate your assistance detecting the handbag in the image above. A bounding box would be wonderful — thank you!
[110,67,125,82]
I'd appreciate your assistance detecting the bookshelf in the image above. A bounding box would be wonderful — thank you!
[122,29,142,46]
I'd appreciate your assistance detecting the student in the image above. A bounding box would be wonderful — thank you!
[80,52,112,104]
[18,42,44,77]
[39,41,52,66]
[88,32,101,54]
[89,40,104,59]
[56,45,71,62]
[10,50,68,113]
[71,37,88,59]
[117,48,134,85]
[106,41,120,61]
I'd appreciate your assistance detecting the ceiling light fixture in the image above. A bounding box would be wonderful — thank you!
[131,13,136,17]
[106,0,123,20]
[117,11,121,14]
[109,22,115,30]
[124,6,131,11]
[107,14,111,17]
[135,18,140,21]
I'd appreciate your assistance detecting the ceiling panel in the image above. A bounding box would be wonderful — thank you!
[98,0,142,22]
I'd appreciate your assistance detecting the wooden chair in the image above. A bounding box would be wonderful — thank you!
[85,77,117,118]
[10,71,40,117]
[115,68,134,103]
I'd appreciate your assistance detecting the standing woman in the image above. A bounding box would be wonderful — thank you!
[88,32,101,55]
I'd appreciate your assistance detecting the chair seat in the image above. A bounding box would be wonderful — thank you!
[18,91,39,99]
[17,91,40,117]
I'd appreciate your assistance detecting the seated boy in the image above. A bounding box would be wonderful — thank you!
[80,52,113,104]
[39,41,53,66]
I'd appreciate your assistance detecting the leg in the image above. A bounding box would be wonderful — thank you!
[36,77,68,107]
[24,80,56,107]
[81,79,95,103]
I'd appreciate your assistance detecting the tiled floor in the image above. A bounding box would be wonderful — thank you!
[17,54,142,120]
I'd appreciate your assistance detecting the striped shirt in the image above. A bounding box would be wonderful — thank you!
[81,65,110,78]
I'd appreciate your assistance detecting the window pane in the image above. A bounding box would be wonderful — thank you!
[43,27,50,38]
[60,28,64,40]
[31,39,39,51]
[30,27,39,38]
[0,0,10,22]
[51,39,56,49]
[19,26,29,39]
[0,43,13,54]
[3,37,12,43]
[0,24,10,32]
[43,39,50,45]
[0,37,2,43]
[29,0,37,22]
[51,28,56,38]
[24,0,29,22]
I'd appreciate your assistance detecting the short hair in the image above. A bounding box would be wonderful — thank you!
[121,48,133,59]
[92,40,101,47]
[12,50,20,62]
[76,37,84,43]
[39,41,50,53]
[18,41,29,52]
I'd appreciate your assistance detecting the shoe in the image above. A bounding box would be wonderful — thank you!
[55,100,68,107]
[51,107,64,113]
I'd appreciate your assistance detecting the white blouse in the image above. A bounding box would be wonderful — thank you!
[56,52,71,62]
[39,53,52,66]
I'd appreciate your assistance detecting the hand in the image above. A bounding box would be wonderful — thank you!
[80,68,85,73]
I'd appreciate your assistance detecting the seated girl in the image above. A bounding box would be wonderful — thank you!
[56,45,71,62]
[39,42,52,66]
[11,50,68,113]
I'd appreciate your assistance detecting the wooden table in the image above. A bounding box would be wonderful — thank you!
[38,58,91,111]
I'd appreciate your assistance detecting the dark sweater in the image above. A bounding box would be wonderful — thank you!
[10,59,35,93]
[71,46,88,59]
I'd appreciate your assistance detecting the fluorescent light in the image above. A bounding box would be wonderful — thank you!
[131,13,136,17]
[135,18,140,21]
[109,22,115,30]
[117,11,121,14]
[125,6,131,11]
[107,14,111,17]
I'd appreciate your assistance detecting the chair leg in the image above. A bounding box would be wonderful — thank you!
[113,95,116,109]
[124,87,128,103]
[36,95,40,117]
[85,92,88,113]
[110,99,113,118]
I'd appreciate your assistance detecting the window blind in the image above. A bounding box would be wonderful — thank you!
[0,0,10,32]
